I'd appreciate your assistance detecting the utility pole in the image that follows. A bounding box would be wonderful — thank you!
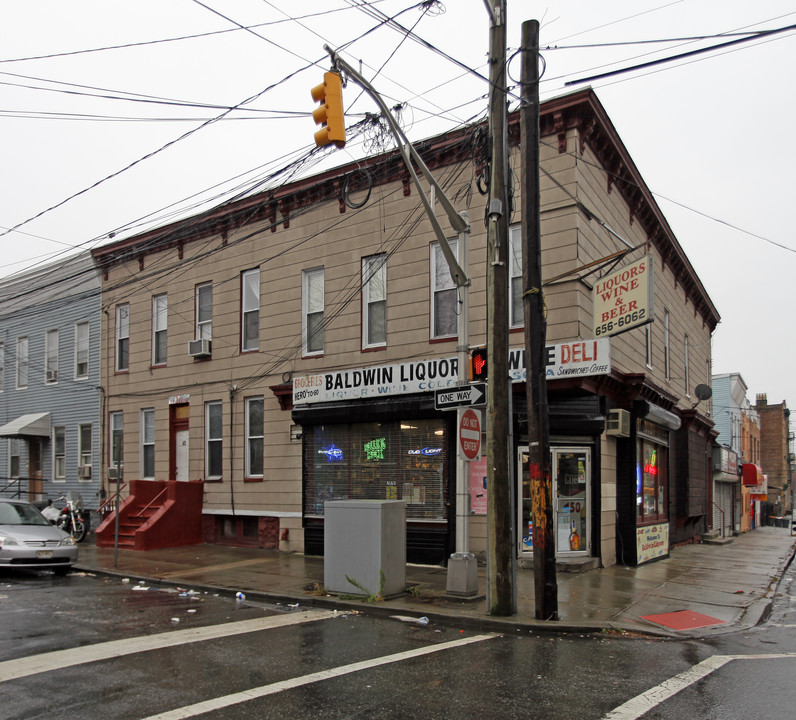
[520,19,558,620]
[484,0,515,616]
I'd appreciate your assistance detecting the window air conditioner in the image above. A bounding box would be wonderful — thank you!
[78,464,92,479]
[46,369,58,382]
[188,339,211,358]
[606,409,631,438]
[108,466,123,481]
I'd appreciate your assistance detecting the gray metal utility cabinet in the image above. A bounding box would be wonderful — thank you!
[324,499,407,599]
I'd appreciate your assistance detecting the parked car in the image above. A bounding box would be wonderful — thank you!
[0,499,78,574]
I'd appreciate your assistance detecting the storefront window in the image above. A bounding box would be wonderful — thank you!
[637,435,668,522]
[303,418,446,521]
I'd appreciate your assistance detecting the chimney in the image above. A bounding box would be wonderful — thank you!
[756,393,767,406]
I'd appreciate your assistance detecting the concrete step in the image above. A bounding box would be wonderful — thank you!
[556,556,600,573]
[702,535,734,545]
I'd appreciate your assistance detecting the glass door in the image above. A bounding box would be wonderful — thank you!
[553,448,590,555]
[517,446,591,557]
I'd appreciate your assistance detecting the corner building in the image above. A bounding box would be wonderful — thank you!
[93,88,719,567]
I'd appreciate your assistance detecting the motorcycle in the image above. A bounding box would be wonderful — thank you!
[55,492,88,543]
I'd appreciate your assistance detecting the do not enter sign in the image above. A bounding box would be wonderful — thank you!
[458,408,482,461]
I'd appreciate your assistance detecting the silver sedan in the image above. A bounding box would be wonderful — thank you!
[0,499,78,574]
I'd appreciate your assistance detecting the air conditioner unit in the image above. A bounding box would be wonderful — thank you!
[188,338,211,358]
[78,464,92,479]
[108,466,123,481]
[606,409,631,438]
[46,369,58,382]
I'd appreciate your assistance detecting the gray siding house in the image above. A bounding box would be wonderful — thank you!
[0,252,102,512]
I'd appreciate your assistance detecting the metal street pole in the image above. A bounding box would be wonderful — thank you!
[520,19,558,620]
[484,0,515,616]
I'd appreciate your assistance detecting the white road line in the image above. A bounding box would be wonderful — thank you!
[603,653,796,720]
[141,633,500,720]
[0,610,336,683]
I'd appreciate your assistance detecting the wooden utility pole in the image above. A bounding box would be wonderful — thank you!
[485,0,515,616]
[520,19,558,620]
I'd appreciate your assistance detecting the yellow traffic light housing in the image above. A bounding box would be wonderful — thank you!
[311,71,346,148]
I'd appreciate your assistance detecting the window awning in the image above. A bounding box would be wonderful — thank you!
[0,413,51,438]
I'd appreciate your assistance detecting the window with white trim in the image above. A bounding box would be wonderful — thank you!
[16,336,28,389]
[645,325,653,368]
[141,409,155,479]
[431,240,458,338]
[362,254,386,348]
[116,304,129,372]
[152,294,168,366]
[45,329,58,384]
[9,438,20,478]
[241,269,260,351]
[205,401,223,479]
[0,343,4,392]
[196,282,212,340]
[663,310,670,380]
[509,225,524,327]
[110,411,123,472]
[684,335,690,397]
[78,424,92,480]
[53,426,66,481]
[302,268,324,355]
[245,397,264,478]
[75,322,89,379]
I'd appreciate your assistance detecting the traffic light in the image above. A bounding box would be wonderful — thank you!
[470,346,488,381]
[311,71,346,149]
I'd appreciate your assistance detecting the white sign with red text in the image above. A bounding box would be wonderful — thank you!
[458,408,482,461]
[593,255,654,338]
[507,339,611,382]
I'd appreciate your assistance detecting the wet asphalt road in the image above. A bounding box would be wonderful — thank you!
[0,563,794,719]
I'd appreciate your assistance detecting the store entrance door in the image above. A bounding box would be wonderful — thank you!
[518,446,591,557]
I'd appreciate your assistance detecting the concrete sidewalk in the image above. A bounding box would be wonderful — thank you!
[74,526,796,638]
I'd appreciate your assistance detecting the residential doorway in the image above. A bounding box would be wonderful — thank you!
[518,446,591,557]
[169,404,190,481]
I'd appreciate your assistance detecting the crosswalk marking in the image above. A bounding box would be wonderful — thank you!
[0,610,336,683]
[141,633,499,720]
[603,653,796,720]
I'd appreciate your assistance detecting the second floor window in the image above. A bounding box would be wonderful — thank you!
[684,335,690,397]
[45,329,59,383]
[116,304,129,372]
[663,310,670,381]
[16,336,28,389]
[303,268,324,355]
[431,240,458,339]
[75,322,89,379]
[362,254,386,349]
[152,295,168,366]
[0,343,4,392]
[196,282,212,340]
[509,225,524,328]
[241,269,259,351]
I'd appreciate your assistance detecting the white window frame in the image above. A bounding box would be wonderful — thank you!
[196,282,212,341]
[245,396,264,478]
[362,254,387,349]
[302,267,325,356]
[205,401,222,480]
[430,240,459,339]
[8,438,20,478]
[0,342,4,392]
[110,411,123,471]
[663,310,670,381]
[141,409,155,479]
[116,304,129,372]
[508,225,524,328]
[241,268,260,351]
[16,336,28,389]
[152,294,168,366]
[45,329,59,384]
[78,424,92,481]
[53,426,66,482]
[684,335,690,397]
[75,322,89,379]
[645,324,653,369]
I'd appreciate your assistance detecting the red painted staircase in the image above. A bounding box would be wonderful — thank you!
[95,479,203,550]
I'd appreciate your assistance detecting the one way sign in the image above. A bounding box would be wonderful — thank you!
[434,382,486,411]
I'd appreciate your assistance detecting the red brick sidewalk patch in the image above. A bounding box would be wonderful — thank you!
[641,610,725,631]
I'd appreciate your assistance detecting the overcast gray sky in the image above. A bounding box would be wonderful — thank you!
[1,0,794,414]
